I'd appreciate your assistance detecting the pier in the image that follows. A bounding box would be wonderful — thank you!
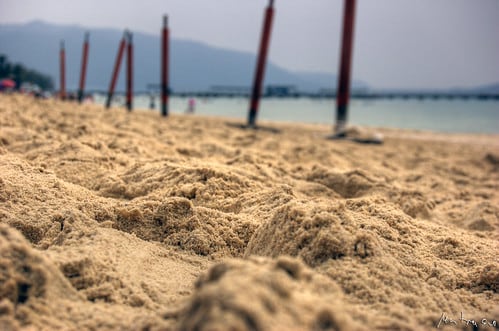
[139,85,499,101]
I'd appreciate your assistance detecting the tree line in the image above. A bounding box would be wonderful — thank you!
[0,54,54,91]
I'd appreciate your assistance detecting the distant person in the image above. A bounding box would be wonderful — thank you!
[149,93,156,110]
[83,94,94,103]
[186,97,196,114]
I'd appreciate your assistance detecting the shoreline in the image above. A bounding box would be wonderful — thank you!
[92,93,499,135]
[97,97,499,145]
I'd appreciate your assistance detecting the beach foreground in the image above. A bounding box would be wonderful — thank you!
[0,94,498,330]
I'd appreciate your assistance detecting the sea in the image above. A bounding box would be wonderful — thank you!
[93,95,499,134]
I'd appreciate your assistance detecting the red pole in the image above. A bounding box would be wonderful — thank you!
[106,31,127,108]
[247,0,275,127]
[78,32,90,103]
[161,15,169,117]
[335,0,357,134]
[126,31,133,111]
[59,40,66,100]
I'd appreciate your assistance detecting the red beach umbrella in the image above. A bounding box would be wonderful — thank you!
[247,0,275,127]
[0,78,16,89]
[161,15,169,117]
[335,0,357,134]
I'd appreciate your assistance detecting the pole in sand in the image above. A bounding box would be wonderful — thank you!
[106,31,127,108]
[78,32,90,103]
[59,40,66,100]
[335,0,357,135]
[247,0,275,128]
[161,15,170,117]
[126,31,133,111]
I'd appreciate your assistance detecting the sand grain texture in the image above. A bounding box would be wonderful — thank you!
[0,94,498,330]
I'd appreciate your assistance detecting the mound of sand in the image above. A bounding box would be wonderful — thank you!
[0,94,497,330]
[177,256,363,331]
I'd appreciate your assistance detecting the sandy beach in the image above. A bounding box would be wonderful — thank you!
[0,94,498,330]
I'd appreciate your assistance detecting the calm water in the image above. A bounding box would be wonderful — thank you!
[95,95,499,134]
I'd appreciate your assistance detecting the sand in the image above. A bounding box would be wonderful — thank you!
[0,94,498,331]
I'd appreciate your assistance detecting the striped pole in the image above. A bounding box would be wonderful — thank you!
[106,31,127,108]
[335,0,357,134]
[161,15,169,117]
[247,0,275,127]
[78,32,90,103]
[126,31,133,111]
[59,40,66,100]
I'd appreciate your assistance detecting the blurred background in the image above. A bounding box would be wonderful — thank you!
[1,0,498,132]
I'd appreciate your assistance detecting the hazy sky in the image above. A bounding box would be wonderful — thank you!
[1,0,498,89]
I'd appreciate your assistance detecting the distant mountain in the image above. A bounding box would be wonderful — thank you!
[0,20,368,93]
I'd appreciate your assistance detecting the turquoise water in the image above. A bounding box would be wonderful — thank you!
[96,95,499,134]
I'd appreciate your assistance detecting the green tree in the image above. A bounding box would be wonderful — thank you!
[0,54,54,91]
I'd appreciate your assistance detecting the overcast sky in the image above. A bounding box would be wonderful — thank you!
[1,0,498,89]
